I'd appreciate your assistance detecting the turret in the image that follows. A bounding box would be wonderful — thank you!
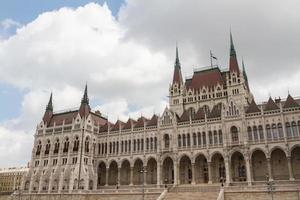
[42,93,53,125]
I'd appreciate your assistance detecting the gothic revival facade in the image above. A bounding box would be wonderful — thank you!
[22,34,300,194]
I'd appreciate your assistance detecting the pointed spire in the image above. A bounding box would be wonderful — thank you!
[172,44,183,85]
[229,31,240,74]
[242,58,250,90]
[46,93,53,111]
[175,44,181,69]
[81,83,89,104]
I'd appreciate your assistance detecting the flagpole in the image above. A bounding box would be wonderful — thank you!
[210,50,213,68]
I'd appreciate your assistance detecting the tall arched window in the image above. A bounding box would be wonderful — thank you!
[84,137,89,153]
[202,132,206,146]
[187,133,191,147]
[109,142,112,154]
[154,137,157,150]
[266,124,272,140]
[197,132,201,146]
[128,140,131,152]
[286,122,292,138]
[258,125,264,140]
[292,121,298,137]
[36,141,42,156]
[209,131,213,145]
[164,134,170,148]
[125,141,128,152]
[231,126,239,143]
[63,138,69,153]
[121,141,124,153]
[178,135,181,147]
[218,130,223,144]
[54,139,60,154]
[146,138,149,150]
[116,141,119,153]
[247,127,253,141]
[137,139,140,151]
[45,140,50,155]
[193,133,197,146]
[141,139,144,151]
[253,126,258,141]
[133,140,136,152]
[182,134,186,147]
[278,123,283,138]
[213,130,218,145]
[272,124,278,139]
[73,136,79,152]
[150,137,154,150]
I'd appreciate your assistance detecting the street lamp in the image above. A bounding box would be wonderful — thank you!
[139,167,147,200]
[266,174,275,200]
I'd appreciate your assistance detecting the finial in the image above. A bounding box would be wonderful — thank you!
[230,31,236,56]
[175,43,181,69]
[46,92,53,111]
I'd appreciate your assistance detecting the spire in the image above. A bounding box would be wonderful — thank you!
[172,44,183,85]
[229,31,240,74]
[242,58,249,90]
[79,84,91,117]
[81,83,89,104]
[175,44,181,69]
[46,93,53,111]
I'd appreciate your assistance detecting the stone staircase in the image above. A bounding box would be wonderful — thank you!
[164,185,221,200]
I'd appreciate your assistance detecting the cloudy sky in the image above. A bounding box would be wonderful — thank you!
[0,0,299,168]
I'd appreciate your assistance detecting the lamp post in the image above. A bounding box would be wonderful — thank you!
[139,167,147,200]
[266,175,275,200]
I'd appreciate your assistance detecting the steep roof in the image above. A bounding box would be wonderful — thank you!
[135,116,147,128]
[172,46,183,85]
[283,94,299,109]
[208,104,221,118]
[185,67,224,90]
[48,111,78,127]
[194,107,205,120]
[90,112,107,126]
[123,118,136,130]
[264,97,279,111]
[99,122,112,133]
[229,32,240,74]
[246,100,261,114]
[147,115,158,127]
[179,110,190,122]
[111,120,124,131]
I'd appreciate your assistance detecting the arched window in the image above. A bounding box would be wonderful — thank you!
[178,135,181,147]
[187,133,191,146]
[197,132,201,146]
[182,134,186,147]
[164,134,170,148]
[84,137,89,153]
[36,141,42,156]
[113,142,116,154]
[272,124,278,139]
[202,132,206,146]
[218,130,223,144]
[146,138,149,150]
[54,139,60,154]
[193,133,197,146]
[128,140,131,152]
[137,139,140,151]
[141,139,144,151]
[209,131,213,145]
[247,127,253,141]
[133,140,136,152]
[154,137,157,150]
[231,126,239,143]
[116,141,119,153]
[189,107,196,119]
[213,130,218,145]
[266,124,272,140]
[150,137,154,150]
[258,125,264,140]
[252,126,258,141]
[73,136,79,152]
[105,143,107,154]
[292,121,298,137]
[109,142,112,154]
[203,105,210,115]
[286,122,292,138]
[125,141,128,152]
[45,140,51,155]
[121,141,124,153]
[63,138,69,153]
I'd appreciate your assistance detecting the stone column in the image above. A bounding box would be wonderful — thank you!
[157,163,161,186]
[130,167,133,186]
[118,167,121,186]
[208,161,212,184]
[143,165,147,186]
[105,167,109,186]
[191,163,196,185]
[267,158,273,181]
[174,161,179,185]
[245,156,252,186]
[225,157,231,185]
[287,157,295,181]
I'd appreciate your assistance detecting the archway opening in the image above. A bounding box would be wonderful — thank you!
[292,147,300,179]
[108,161,118,185]
[231,152,246,182]
[97,162,106,186]
[271,148,289,180]
[211,153,225,183]
[179,155,192,184]
[133,159,143,185]
[120,160,130,185]
[251,150,267,181]
[162,157,174,184]
[146,158,157,184]
[195,154,208,183]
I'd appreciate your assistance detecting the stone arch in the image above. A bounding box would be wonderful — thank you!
[211,152,225,183]
[269,145,287,157]
[250,147,268,160]
[97,161,107,186]
[251,149,267,181]
[179,155,192,184]
[146,156,157,164]
[162,156,174,184]
[291,146,300,179]
[209,151,224,162]
[133,159,143,185]
[271,148,289,180]
[231,151,246,182]
[178,153,192,163]
[132,157,144,167]
[120,159,130,185]
[108,160,118,185]
[146,157,157,184]
[194,153,208,184]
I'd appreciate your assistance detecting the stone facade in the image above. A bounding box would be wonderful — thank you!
[0,167,28,194]
[21,35,300,196]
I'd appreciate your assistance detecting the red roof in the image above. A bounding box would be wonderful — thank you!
[123,118,136,130]
[283,94,299,109]
[229,55,240,74]
[135,117,148,128]
[147,115,158,127]
[173,68,183,84]
[111,120,125,131]
[208,104,221,118]
[194,107,205,120]
[246,100,261,114]
[99,122,113,133]
[48,111,78,127]
[264,97,279,111]
[185,68,225,90]
[178,110,190,122]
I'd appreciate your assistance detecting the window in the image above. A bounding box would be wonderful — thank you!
[182,134,186,147]
[193,133,197,146]
[73,136,79,152]
[213,131,218,145]
[43,159,48,166]
[53,159,58,166]
[164,134,170,148]
[286,122,292,138]
[266,124,272,140]
[292,121,298,137]
[253,126,258,141]
[178,135,181,147]
[154,137,157,150]
[150,138,154,150]
[72,157,77,164]
[54,139,60,154]
[133,140,136,152]
[187,134,191,147]
[63,138,69,153]
[202,132,206,146]
[209,131,213,145]
[36,141,42,156]
[231,126,239,142]
[146,138,149,150]
[247,127,253,141]
[62,158,67,165]
[197,132,201,146]
[45,140,51,155]
[84,137,89,153]
[272,124,278,139]
[35,160,39,167]
[218,130,223,144]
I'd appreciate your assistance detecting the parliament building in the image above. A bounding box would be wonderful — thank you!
[21,34,300,198]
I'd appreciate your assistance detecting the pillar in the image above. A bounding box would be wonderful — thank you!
[130,167,133,186]
[225,157,231,185]
[287,157,295,181]
[267,158,273,181]
[143,166,147,185]
[174,161,179,185]
[208,161,212,184]
[105,167,109,186]
[191,163,196,185]
[157,163,161,186]
[245,157,252,186]
[117,167,121,186]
